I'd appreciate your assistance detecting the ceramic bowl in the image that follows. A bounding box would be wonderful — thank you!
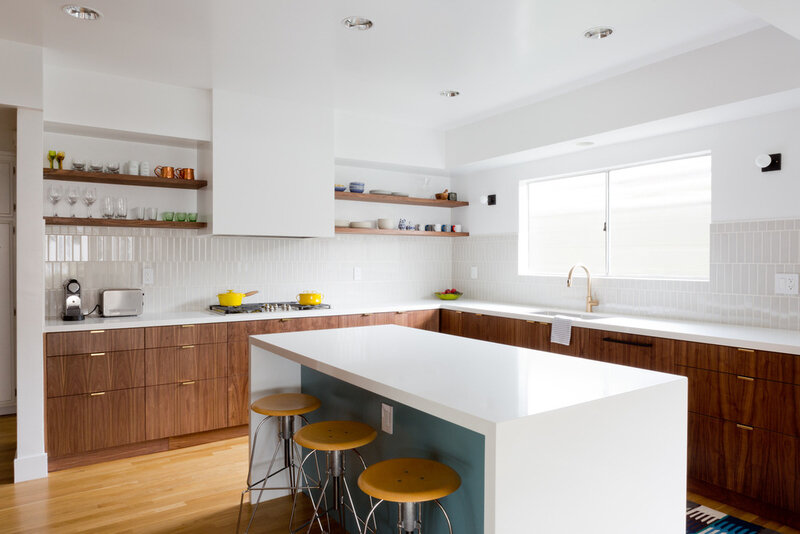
[349,221,374,229]
[377,218,395,230]
[335,219,350,227]
[334,184,347,192]
[349,182,365,193]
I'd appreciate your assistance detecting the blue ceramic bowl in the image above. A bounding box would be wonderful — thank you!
[334,184,347,192]
[349,181,365,193]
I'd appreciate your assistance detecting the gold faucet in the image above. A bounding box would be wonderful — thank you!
[567,263,599,313]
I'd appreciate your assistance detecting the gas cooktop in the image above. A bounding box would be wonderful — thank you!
[209,302,332,314]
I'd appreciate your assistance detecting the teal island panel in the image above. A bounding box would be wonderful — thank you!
[301,365,485,534]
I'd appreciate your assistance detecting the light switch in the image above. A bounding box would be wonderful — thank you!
[470,266,478,279]
[353,266,362,281]
[143,268,154,286]
[381,403,393,434]
[774,273,799,295]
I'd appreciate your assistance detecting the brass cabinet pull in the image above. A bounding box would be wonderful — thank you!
[181,345,195,349]
[89,330,105,334]
[396,311,405,315]
[526,320,535,324]
[280,318,290,323]
[89,391,106,396]
[475,313,483,316]
[89,352,105,357]
[602,337,653,348]
[454,311,462,314]
[361,313,371,317]
[737,375,755,382]
[180,324,195,328]
[737,348,755,353]
[181,381,195,386]
[736,423,754,431]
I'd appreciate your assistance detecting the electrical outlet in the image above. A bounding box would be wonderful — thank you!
[353,266,362,281]
[470,266,478,279]
[381,403,393,434]
[143,268,154,286]
[774,273,799,295]
[487,194,496,206]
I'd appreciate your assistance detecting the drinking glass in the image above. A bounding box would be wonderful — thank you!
[102,196,115,218]
[145,207,158,220]
[47,150,56,170]
[56,151,65,170]
[47,185,62,216]
[83,187,97,218]
[106,161,120,174]
[115,197,127,219]
[66,186,79,217]
[72,158,85,171]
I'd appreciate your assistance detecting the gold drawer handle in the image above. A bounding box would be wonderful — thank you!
[89,330,105,334]
[737,375,754,382]
[475,313,483,316]
[280,318,290,323]
[89,352,105,357]
[737,348,755,353]
[736,423,754,431]
[361,313,371,317]
[180,324,194,328]
[181,345,195,349]
[89,391,106,397]
[454,311,462,314]
[396,311,405,315]
[181,381,195,386]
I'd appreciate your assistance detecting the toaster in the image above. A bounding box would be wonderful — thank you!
[100,289,144,317]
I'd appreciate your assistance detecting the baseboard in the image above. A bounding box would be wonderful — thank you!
[0,405,16,416]
[14,452,48,482]
[688,478,800,530]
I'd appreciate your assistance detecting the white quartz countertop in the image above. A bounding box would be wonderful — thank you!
[44,298,800,356]
[251,325,683,435]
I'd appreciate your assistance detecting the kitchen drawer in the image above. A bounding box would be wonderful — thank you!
[587,330,675,373]
[47,387,145,457]
[679,365,800,437]
[227,374,249,427]
[677,341,800,385]
[515,319,551,351]
[145,343,227,386]
[145,378,227,440]
[47,349,145,397]
[439,310,462,336]
[46,328,144,357]
[460,312,516,345]
[393,310,439,331]
[338,312,395,328]
[227,316,339,340]
[145,323,226,348]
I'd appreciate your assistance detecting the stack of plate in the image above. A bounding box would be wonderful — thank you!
[335,219,350,227]
[349,221,374,229]
[369,189,392,195]
[391,192,409,197]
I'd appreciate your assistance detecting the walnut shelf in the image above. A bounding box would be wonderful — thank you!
[44,217,206,229]
[335,227,468,237]
[44,168,207,190]
[335,191,468,208]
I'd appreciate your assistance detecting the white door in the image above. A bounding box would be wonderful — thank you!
[0,153,15,413]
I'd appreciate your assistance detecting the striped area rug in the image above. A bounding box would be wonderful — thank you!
[686,501,779,533]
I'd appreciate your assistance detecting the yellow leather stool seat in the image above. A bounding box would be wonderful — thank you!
[358,458,461,503]
[293,420,377,451]
[251,393,321,417]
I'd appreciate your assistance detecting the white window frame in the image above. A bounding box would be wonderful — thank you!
[518,152,711,281]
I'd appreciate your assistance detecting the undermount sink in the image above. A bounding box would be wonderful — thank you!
[530,310,606,320]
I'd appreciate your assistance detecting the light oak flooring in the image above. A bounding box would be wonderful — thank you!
[0,415,795,533]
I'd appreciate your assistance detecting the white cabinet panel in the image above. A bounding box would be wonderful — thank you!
[0,222,13,406]
[206,90,334,237]
[0,156,12,217]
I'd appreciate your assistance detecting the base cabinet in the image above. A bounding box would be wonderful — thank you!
[145,378,227,440]
[514,320,551,351]
[439,310,462,336]
[460,313,516,344]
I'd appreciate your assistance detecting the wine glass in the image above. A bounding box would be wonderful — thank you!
[115,197,127,219]
[56,151,65,170]
[83,187,97,218]
[47,150,56,170]
[66,186,79,217]
[47,185,62,216]
[102,196,115,218]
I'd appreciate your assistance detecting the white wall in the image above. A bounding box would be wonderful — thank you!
[446,28,800,168]
[15,107,46,482]
[335,110,447,171]
[0,39,42,110]
[456,107,800,234]
[44,66,211,142]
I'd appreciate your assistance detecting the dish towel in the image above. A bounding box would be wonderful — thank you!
[550,315,573,346]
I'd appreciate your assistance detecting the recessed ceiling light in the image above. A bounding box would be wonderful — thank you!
[342,16,373,30]
[576,141,595,146]
[584,26,613,39]
[440,90,460,98]
[62,5,101,20]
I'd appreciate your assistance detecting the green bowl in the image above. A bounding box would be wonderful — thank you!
[435,292,462,300]
[161,211,174,221]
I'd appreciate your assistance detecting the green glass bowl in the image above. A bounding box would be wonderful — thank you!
[434,292,462,300]
[187,212,198,222]
[161,211,174,221]
[175,212,186,222]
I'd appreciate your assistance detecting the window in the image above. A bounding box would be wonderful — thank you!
[519,154,711,279]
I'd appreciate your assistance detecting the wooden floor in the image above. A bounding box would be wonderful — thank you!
[0,415,795,533]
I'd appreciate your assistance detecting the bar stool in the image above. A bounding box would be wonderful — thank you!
[358,458,461,534]
[237,393,322,534]
[294,420,378,533]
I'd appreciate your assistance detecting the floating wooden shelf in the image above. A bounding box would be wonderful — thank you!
[335,227,468,237]
[44,217,206,229]
[335,191,468,208]
[43,168,208,190]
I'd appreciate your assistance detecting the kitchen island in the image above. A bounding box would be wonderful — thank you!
[250,325,687,534]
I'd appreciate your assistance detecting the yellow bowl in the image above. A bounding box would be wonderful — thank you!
[297,292,324,306]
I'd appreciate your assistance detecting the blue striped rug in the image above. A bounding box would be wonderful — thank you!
[686,501,779,533]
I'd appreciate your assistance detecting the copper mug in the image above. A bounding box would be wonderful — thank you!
[154,165,175,179]
[175,167,195,180]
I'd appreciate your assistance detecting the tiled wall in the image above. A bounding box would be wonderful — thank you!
[44,226,452,318]
[452,218,800,330]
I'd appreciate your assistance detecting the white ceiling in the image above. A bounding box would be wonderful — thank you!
[0,0,767,129]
